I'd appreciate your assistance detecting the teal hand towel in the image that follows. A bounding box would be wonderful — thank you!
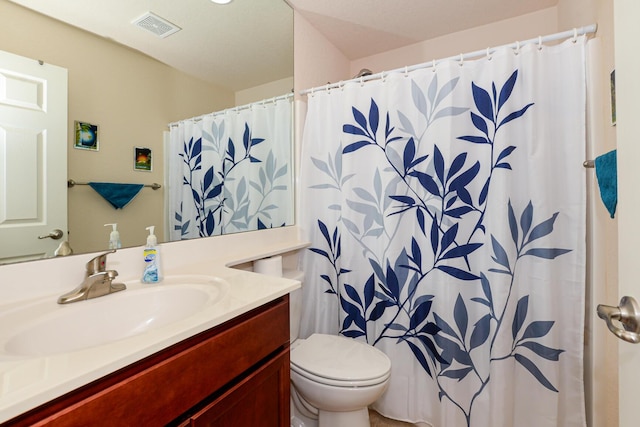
[594,150,617,218]
[89,182,144,209]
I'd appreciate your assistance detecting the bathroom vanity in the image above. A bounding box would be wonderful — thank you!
[0,260,301,426]
[0,227,306,426]
[3,296,290,426]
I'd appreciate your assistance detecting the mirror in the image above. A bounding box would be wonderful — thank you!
[0,0,294,263]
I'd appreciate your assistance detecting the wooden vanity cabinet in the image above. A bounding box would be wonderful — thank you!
[183,349,289,426]
[4,296,290,427]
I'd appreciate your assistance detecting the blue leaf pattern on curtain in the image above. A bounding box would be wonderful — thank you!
[168,97,293,239]
[300,39,586,426]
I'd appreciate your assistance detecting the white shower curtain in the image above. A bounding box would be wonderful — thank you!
[168,96,293,240]
[300,37,586,426]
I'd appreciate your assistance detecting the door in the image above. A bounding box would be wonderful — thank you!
[613,1,640,426]
[0,49,67,264]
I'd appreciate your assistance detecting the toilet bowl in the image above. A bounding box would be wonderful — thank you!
[249,262,392,427]
[289,333,391,427]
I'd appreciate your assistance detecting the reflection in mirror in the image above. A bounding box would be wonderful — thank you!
[0,0,294,264]
[168,94,293,239]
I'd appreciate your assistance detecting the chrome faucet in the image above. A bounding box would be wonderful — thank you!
[57,250,126,304]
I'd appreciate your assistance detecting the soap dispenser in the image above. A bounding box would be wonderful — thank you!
[104,223,121,249]
[142,225,161,283]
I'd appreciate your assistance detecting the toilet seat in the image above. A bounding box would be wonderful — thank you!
[291,362,390,387]
[290,334,391,387]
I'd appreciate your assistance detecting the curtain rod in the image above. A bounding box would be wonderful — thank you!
[300,24,597,96]
[169,92,293,128]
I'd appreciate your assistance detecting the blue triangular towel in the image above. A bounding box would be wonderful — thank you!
[88,182,144,209]
[594,150,617,218]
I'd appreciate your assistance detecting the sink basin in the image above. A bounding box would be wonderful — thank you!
[2,275,228,357]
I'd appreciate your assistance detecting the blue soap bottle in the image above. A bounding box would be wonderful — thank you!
[142,226,161,283]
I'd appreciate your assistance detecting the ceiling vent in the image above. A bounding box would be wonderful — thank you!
[132,12,181,38]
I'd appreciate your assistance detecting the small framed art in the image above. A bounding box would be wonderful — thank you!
[134,147,152,171]
[610,69,616,126]
[74,121,99,151]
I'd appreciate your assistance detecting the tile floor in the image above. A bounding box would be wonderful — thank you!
[369,409,415,426]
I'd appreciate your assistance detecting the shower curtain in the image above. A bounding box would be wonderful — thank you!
[168,96,293,240]
[300,37,586,426]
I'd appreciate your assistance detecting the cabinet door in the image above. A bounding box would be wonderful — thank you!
[190,349,290,427]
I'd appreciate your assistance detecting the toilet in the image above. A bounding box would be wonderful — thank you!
[289,285,391,427]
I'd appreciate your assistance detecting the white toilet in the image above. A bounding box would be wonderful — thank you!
[289,286,391,427]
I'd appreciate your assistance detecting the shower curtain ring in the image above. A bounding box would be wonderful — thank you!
[360,76,364,86]
[538,36,543,50]
[514,41,520,55]
[572,28,578,43]
[459,54,464,66]
[432,59,436,72]
[486,47,492,60]
[381,72,386,83]
[404,66,409,77]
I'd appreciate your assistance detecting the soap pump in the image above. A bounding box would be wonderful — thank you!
[142,225,161,283]
[104,223,121,249]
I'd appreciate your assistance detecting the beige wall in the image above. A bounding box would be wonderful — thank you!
[293,11,350,102]
[556,0,618,426]
[0,2,234,253]
[235,76,294,106]
[350,7,558,77]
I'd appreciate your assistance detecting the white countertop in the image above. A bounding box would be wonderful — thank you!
[0,258,302,423]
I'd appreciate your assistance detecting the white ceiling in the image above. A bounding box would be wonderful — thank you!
[8,0,558,91]
[8,0,294,91]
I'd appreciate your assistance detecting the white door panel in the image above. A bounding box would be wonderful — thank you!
[0,50,67,263]
[612,1,640,426]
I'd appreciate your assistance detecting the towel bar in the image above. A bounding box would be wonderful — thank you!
[67,179,161,190]
[583,160,594,168]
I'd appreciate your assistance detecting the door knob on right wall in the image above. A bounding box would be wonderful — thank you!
[597,296,640,343]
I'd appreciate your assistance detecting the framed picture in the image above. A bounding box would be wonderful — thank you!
[610,69,616,126]
[74,121,99,151]
[134,147,152,171]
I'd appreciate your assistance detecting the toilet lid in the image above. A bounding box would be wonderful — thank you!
[290,334,391,382]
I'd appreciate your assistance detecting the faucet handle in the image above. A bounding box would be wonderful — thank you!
[86,250,116,275]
